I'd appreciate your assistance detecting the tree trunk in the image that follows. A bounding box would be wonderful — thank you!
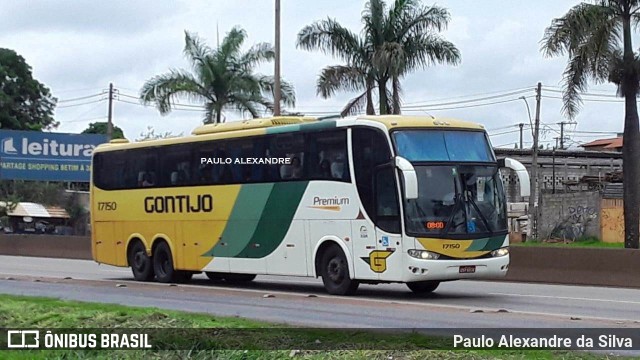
[216,109,222,124]
[622,12,640,249]
[377,77,388,115]
[392,76,401,114]
[366,78,375,115]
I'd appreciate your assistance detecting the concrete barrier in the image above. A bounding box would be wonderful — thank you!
[0,235,639,288]
[0,234,91,260]
[504,246,640,288]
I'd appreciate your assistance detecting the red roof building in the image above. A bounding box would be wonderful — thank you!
[581,136,623,152]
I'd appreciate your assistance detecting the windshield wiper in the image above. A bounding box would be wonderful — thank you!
[441,176,465,234]
[467,194,493,232]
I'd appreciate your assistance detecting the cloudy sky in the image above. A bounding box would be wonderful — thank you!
[0,0,630,148]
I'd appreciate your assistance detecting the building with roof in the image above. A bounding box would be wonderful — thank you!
[0,201,70,234]
[580,136,623,152]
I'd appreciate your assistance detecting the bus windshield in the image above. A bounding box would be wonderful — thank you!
[403,165,507,237]
[393,130,494,162]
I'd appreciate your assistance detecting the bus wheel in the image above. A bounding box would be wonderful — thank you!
[223,273,256,283]
[128,241,154,282]
[320,245,359,295]
[153,242,179,283]
[407,281,440,294]
[205,272,225,282]
[176,272,193,283]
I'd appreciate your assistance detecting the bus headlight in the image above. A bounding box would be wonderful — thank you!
[408,249,440,260]
[491,247,509,257]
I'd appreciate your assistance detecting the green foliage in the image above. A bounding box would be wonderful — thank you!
[0,48,58,130]
[82,122,125,139]
[297,0,460,115]
[0,180,65,206]
[0,294,607,359]
[140,28,295,124]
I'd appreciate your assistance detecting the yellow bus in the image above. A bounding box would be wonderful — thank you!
[91,115,529,295]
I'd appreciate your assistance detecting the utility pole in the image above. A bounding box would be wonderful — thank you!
[558,121,577,150]
[528,82,542,241]
[107,82,114,141]
[273,0,281,116]
[519,123,524,149]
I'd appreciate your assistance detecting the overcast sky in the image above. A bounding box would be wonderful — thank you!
[0,0,631,148]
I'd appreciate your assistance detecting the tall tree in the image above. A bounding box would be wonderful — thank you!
[0,48,58,130]
[542,0,640,248]
[141,28,295,124]
[82,121,125,139]
[297,0,460,115]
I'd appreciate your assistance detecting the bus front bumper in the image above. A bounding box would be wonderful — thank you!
[403,255,510,282]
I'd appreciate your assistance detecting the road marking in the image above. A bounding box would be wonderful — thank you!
[490,292,640,306]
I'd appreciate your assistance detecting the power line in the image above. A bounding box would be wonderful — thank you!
[57,98,107,109]
[403,85,535,106]
[403,96,534,112]
[114,98,204,112]
[541,87,620,98]
[118,92,208,109]
[488,128,522,137]
[58,92,106,103]
[403,89,533,109]
[541,95,628,103]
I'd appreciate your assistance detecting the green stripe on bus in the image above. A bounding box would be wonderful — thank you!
[479,235,506,251]
[465,236,504,252]
[265,120,336,134]
[205,183,274,257]
[236,181,309,258]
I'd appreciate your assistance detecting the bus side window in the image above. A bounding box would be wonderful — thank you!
[124,149,157,189]
[305,130,349,182]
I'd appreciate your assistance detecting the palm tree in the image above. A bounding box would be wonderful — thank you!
[297,0,460,115]
[141,27,295,124]
[542,0,640,249]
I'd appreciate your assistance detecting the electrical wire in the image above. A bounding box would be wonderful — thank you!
[114,98,204,112]
[403,89,533,109]
[402,85,535,106]
[56,98,107,109]
[403,96,534,112]
[58,93,106,103]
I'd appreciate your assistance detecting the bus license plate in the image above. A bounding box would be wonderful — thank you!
[459,266,476,274]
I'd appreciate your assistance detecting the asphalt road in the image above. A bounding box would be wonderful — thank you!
[1,255,639,329]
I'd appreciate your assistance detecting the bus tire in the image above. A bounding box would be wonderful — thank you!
[406,281,440,294]
[176,271,193,283]
[320,245,359,295]
[223,273,256,283]
[153,241,179,283]
[128,241,154,282]
[205,272,225,282]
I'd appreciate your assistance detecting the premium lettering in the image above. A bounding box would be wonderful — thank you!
[313,196,349,206]
[144,195,213,213]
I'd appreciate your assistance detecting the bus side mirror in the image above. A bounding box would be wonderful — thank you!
[498,157,530,197]
[395,156,418,200]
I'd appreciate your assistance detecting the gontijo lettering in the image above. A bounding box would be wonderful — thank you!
[144,195,213,213]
